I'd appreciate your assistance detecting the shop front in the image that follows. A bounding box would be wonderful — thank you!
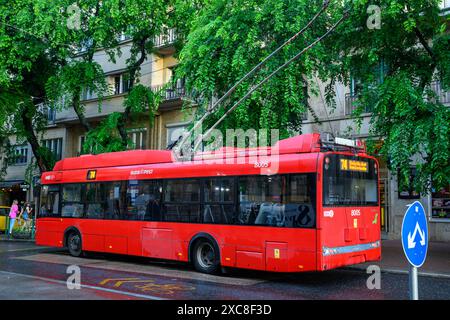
[0,180,28,207]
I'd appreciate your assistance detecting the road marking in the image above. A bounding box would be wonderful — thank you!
[15,253,265,286]
[0,270,168,300]
[135,282,195,295]
[100,277,196,294]
[345,266,450,279]
[16,253,105,265]
[100,278,141,286]
[0,247,50,253]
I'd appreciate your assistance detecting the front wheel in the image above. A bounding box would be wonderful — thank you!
[67,232,83,257]
[192,239,220,274]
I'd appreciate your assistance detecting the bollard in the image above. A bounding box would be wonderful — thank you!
[5,215,9,238]
[31,218,36,239]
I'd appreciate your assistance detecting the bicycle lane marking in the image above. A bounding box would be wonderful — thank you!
[0,270,167,300]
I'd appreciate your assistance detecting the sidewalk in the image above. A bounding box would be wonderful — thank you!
[349,240,450,278]
[0,233,35,242]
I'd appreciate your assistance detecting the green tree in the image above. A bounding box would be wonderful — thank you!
[79,0,178,153]
[317,0,450,193]
[176,0,449,192]
[0,0,69,173]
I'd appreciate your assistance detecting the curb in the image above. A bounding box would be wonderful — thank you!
[345,266,450,279]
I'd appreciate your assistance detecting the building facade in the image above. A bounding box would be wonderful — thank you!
[300,78,450,242]
[1,3,449,241]
[0,30,193,209]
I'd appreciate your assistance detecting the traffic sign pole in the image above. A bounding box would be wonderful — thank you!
[401,201,428,301]
[409,265,418,300]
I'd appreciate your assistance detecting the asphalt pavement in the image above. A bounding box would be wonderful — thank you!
[0,241,449,300]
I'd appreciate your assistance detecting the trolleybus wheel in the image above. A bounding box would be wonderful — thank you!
[67,232,83,257]
[192,239,220,274]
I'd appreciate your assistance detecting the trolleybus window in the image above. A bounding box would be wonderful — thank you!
[323,154,378,206]
[164,179,201,223]
[125,180,162,221]
[85,183,110,219]
[39,185,60,217]
[238,174,316,228]
[204,178,235,224]
[62,184,84,217]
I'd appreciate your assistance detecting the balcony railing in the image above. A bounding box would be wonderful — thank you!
[345,81,449,115]
[429,81,450,105]
[344,93,374,116]
[151,81,186,101]
[154,29,177,48]
[38,104,56,125]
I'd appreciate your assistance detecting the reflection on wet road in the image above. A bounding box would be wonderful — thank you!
[1,241,449,300]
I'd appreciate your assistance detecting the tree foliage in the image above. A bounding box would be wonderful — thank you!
[177,0,449,193]
[316,0,450,193]
[176,0,342,139]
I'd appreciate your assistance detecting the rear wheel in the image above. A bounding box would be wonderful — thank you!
[192,239,220,274]
[67,232,82,257]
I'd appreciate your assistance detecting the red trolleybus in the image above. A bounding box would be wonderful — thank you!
[36,133,381,274]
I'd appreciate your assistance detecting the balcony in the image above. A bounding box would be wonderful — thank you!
[151,81,186,110]
[440,0,450,14]
[345,81,450,116]
[153,29,177,55]
[344,93,374,116]
[38,104,57,125]
[429,81,450,104]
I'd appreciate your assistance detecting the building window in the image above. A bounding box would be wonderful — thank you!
[43,138,63,161]
[166,124,188,149]
[397,167,420,199]
[128,128,147,150]
[116,33,132,42]
[81,88,96,101]
[11,145,28,165]
[346,60,388,115]
[38,104,56,124]
[431,184,450,220]
[78,136,85,156]
[113,73,130,95]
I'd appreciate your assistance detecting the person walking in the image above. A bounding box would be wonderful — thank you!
[8,200,19,238]
[18,202,32,232]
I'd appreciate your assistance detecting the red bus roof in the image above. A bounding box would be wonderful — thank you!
[53,133,322,171]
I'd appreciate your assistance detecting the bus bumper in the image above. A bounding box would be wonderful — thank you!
[319,240,381,271]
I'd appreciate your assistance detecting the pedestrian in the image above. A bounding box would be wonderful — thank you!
[18,202,32,231]
[8,199,19,238]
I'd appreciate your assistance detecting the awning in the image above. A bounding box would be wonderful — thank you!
[0,180,25,188]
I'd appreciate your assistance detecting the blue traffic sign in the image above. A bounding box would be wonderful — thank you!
[401,201,428,267]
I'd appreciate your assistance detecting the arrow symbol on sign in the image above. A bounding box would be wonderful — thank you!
[407,222,426,249]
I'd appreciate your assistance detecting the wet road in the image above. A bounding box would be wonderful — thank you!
[0,241,449,300]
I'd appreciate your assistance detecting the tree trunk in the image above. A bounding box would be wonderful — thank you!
[21,104,49,173]
[117,38,148,148]
[72,88,92,132]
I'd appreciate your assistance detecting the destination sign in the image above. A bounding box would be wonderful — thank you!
[340,159,368,172]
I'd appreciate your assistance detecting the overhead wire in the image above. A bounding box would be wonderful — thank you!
[174,0,332,154]
[189,9,350,155]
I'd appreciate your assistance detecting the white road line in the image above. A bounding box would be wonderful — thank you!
[0,270,168,300]
[346,266,450,279]
[15,253,265,286]
[381,268,450,279]
[0,247,50,253]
